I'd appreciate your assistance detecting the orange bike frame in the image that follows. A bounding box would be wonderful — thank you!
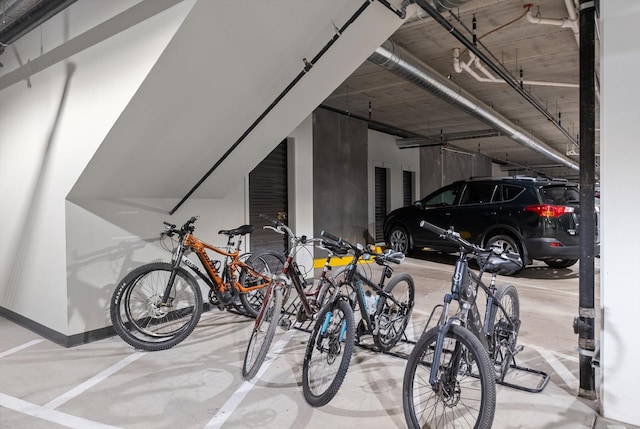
[182,233,271,294]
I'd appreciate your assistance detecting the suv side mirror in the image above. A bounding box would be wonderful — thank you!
[414,200,423,208]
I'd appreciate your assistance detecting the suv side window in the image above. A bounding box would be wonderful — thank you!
[422,183,462,207]
[459,182,497,205]
[502,184,525,201]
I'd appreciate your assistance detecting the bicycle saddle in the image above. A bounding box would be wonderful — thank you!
[478,251,523,274]
[218,225,254,236]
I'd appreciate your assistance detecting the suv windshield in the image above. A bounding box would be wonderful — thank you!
[539,186,580,205]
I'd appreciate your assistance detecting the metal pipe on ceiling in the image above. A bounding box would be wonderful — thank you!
[415,0,580,149]
[367,39,579,170]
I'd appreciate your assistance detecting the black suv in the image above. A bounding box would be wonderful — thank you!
[383,176,599,274]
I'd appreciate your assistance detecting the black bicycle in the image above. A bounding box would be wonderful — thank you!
[403,220,523,429]
[302,231,415,407]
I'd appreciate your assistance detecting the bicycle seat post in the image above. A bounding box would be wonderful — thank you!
[236,234,243,252]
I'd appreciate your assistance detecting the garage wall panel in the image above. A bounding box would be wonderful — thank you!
[313,108,368,244]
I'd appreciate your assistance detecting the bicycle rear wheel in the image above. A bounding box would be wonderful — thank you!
[403,325,496,429]
[240,250,286,317]
[110,262,202,351]
[302,298,355,407]
[490,284,520,380]
[373,273,415,352]
[242,285,283,380]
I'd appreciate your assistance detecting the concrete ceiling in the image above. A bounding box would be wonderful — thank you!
[323,0,600,181]
[2,0,599,186]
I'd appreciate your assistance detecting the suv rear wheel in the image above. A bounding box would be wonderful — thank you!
[388,226,410,254]
[485,234,523,276]
[544,258,578,269]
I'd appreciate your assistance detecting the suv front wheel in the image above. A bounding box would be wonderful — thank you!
[388,226,410,254]
[485,234,523,276]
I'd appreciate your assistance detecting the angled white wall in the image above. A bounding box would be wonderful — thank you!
[600,0,640,425]
[0,0,408,341]
[0,0,196,336]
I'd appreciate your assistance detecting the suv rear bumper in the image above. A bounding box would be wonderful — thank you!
[525,238,601,261]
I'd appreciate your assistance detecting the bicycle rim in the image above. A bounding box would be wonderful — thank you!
[374,273,415,352]
[125,268,198,338]
[240,251,286,317]
[242,287,283,380]
[491,284,520,379]
[403,325,496,429]
[302,299,355,407]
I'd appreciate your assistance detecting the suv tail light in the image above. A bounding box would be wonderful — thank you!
[525,204,575,218]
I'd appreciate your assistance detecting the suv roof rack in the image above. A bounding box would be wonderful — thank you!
[510,175,537,181]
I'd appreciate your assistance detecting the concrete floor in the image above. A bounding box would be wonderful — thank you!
[0,253,637,429]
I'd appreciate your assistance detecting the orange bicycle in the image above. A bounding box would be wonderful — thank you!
[110,216,283,351]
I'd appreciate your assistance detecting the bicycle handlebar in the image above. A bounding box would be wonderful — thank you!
[419,220,481,254]
[321,231,405,265]
[381,251,405,265]
[319,239,350,256]
[162,216,199,237]
[259,214,312,247]
[320,230,342,244]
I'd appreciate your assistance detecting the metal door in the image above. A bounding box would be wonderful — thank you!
[249,140,288,253]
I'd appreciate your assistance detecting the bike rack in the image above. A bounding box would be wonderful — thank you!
[497,362,550,393]
[283,298,551,393]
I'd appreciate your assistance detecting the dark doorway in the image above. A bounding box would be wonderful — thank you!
[403,170,415,206]
[375,167,388,243]
[249,140,288,253]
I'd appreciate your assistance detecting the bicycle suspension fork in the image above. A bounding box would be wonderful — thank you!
[160,242,187,305]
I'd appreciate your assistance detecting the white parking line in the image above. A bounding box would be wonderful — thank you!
[508,281,579,297]
[204,329,297,429]
[0,339,44,358]
[44,352,145,410]
[0,393,121,429]
[531,345,579,391]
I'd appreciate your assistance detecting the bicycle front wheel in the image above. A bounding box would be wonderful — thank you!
[110,262,202,351]
[240,250,286,317]
[403,324,496,429]
[302,298,355,407]
[373,273,415,352]
[242,285,283,380]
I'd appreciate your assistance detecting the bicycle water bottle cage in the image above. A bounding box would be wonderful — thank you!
[212,260,221,272]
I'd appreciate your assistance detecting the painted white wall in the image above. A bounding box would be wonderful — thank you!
[0,0,408,338]
[0,1,196,333]
[288,116,315,275]
[600,1,640,425]
[367,129,420,243]
[65,187,247,335]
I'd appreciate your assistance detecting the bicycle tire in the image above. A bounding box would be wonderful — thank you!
[315,276,337,310]
[373,273,415,352]
[240,250,286,317]
[403,324,496,429]
[490,284,520,379]
[110,262,202,351]
[242,286,283,380]
[302,298,355,407]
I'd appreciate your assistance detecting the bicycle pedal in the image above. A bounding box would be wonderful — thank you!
[279,318,292,330]
[512,344,524,355]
